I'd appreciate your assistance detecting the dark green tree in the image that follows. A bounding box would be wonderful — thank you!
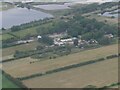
[38,36,53,45]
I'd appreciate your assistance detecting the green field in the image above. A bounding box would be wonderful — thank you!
[0,2,14,11]
[2,21,53,41]
[0,69,28,89]
[0,34,14,41]
[0,70,19,88]
[2,41,40,57]
[2,75,19,88]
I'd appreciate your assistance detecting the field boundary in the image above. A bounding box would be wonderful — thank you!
[17,54,119,81]
[1,44,117,63]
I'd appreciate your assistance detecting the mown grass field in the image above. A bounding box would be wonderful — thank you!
[3,44,118,77]
[22,58,118,88]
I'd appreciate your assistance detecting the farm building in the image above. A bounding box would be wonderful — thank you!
[54,37,77,46]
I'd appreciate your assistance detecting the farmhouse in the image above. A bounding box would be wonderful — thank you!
[54,41,64,46]
[21,0,33,3]
[16,39,34,44]
[49,32,68,39]
[78,40,89,48]
[54,37,77,46]
[37,35,42,39]
[104,34,114,38]
[88,39,98,44]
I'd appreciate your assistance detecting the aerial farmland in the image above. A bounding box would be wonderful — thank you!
[1,0,119,89]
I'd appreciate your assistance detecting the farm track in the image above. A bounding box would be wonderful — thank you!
[17,54,119,81]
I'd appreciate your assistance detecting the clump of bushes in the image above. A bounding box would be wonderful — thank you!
[106,54,118,59]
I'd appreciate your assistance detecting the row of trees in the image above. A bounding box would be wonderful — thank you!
[9,18,53,32]
[13,45,72,59]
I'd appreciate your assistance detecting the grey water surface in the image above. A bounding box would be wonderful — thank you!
[0,7,53,29]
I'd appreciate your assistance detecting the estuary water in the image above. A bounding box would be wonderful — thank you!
[0,7,53,29]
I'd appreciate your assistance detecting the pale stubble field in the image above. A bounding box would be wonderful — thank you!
[22,58,118,88]
[2,44,118,78]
